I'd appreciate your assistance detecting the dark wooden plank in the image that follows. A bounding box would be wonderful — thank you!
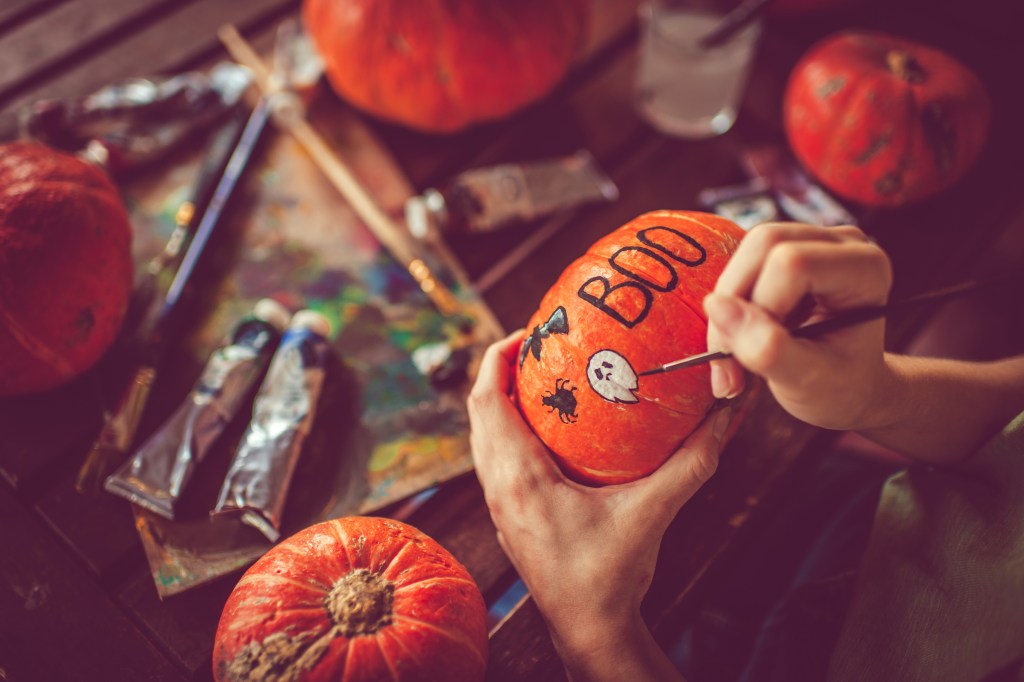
[0,369,103,493]
[33,469,145,580]
[487,597,564,682]
[0,0,184,104]
[116,571,235,677]
[0,0,299,138]
[0,0,60,34]
[0,483,187,681]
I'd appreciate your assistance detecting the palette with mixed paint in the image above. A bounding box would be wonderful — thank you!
[121,100,497,596]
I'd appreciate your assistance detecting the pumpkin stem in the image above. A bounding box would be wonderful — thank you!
[325,568,395,637]
[886,50,926,84]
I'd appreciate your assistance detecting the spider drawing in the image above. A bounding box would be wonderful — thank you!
[542,378,578,424]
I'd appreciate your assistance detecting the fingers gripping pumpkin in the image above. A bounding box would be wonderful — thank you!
[213,517,488,682]
[514,210,744,485]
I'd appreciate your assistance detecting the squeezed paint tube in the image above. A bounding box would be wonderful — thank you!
[104,299,291,519]
[211,310,332,542]
[741,146,858,227]
[405,149,619,236]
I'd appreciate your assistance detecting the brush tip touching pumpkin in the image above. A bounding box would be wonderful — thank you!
[514,210,746,485]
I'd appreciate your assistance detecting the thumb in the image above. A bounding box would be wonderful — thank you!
[705,293,812,387]
[630,407,732,524]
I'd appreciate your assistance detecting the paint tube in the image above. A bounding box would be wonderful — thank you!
[104,298,291,520]
[698,178,779,231]
[741,146,858,227]
[211,310,332,542]
[405,150,619,237]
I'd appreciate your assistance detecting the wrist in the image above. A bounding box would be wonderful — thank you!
[858,352,909,432]
[548,611,685,682]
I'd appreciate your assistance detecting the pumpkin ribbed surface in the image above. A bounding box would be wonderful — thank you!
[514,210,744,485]
[213,517,488,682]
[0,142,132,397]
[302,0,590,133]
[784,31,990,207]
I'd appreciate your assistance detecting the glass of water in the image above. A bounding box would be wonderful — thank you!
[634,0,761,139]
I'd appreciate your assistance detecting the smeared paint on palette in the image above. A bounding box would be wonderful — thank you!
[122,102,490,596]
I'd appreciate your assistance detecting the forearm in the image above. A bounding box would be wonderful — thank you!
[549,613,686,682]
[858,353,1024,464]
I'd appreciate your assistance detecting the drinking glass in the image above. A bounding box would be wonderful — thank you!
[634,0,761,138]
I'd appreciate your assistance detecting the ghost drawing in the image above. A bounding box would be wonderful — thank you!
[587,350,639,404]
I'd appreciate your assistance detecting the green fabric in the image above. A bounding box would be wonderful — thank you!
[828,411,1024,681]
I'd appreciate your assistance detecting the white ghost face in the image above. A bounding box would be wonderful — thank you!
[587,350,639,404]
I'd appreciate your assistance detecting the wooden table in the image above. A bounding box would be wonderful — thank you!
[2,0,1022,680]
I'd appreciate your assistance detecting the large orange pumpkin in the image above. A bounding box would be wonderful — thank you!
[514,210,744,486]
[213,516,488,682]
[783,31,990,207]
[302,0,590,133]
[0,142,133,397]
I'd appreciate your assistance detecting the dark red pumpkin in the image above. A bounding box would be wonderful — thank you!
[783,31,991,207]
[302,0,590,133]
[213,516,488,682]
[0,142,133,397]
[514,210,745,486]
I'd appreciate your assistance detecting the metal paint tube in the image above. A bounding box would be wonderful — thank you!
[405,150,619,236]
[104,299,291,519]
[211,310,332,542]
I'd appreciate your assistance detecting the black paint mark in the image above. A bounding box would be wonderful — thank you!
[637,226,706,267]
[74,307,95,342]
[576,226,706,330]
[519,306,569,368]
[542,378,578,424]
[921,103,956,175]
[577,276,652,329]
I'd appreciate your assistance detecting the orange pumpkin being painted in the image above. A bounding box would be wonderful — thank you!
[514,210,744,486]
[213,516,487,682]
[302,0,590,133]
[783,31,991,207]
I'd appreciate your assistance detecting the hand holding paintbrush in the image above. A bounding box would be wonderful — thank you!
[639,277,1007,376]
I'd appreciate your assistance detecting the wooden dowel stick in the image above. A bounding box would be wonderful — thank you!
[218,24,505,342]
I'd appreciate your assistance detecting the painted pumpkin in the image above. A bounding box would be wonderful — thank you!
[213,516,488,682]
[514,210,744,486]
[302,0,590,133]
[0,142,133,397]
[783,31,990,207]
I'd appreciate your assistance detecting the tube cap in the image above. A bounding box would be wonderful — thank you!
[252,298,292,332]
[288,309,332,338]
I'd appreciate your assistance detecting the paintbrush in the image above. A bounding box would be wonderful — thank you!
[638,276,1002,377]
[76,96,273,494]
[131,111,248,316]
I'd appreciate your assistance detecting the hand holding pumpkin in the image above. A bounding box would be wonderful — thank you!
[469,332,731,681]
[704,222,894,431]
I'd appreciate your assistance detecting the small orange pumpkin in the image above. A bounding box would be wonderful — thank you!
[302,0,590,133]
[783,31,991,207]
[213,517,487,682]
[0,142,133,397]
[514,210,744,485]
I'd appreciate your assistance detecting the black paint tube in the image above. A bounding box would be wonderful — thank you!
[211,310,332,542]
[104,299,291,520]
